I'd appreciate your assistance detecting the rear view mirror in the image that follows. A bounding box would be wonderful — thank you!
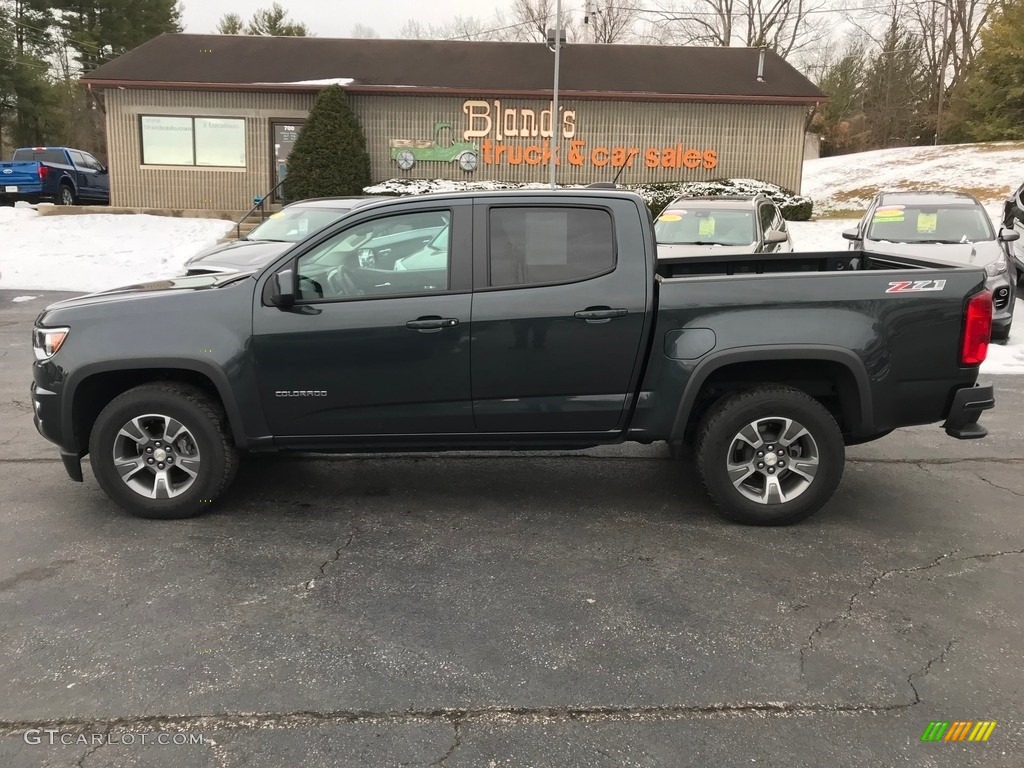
[765,229,789,244]
[270,268,296,308]
[999,228,1020,242]
[842,228,861,241]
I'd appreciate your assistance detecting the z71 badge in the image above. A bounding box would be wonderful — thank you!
[886,279,947,294]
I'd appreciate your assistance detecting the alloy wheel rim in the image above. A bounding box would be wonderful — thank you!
[111,413,201,499]
[726,416,819,505]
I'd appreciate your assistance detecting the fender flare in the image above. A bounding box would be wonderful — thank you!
[669,344,874,441]
[61,357,252,452]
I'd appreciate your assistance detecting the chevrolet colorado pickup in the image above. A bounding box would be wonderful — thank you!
[1,146,109,206]
[31,190,996,525]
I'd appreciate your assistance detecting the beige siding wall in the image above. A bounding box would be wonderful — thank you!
[105,89,314,209]
[104,89,808,208]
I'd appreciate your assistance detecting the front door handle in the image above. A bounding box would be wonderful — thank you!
[406,316,459,333]
[574,308,628,323]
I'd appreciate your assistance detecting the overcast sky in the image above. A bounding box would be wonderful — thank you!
[180,0,510,38]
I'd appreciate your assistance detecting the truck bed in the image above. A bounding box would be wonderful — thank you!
[654,249,942,278]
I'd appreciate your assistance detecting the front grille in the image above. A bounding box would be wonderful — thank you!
[993,285,1010,310]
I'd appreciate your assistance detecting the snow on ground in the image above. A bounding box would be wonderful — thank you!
[0,206,233,293]
[803,141,1024,215]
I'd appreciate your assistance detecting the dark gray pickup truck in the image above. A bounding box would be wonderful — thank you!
[31,190,995,525]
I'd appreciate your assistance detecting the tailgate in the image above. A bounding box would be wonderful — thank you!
[0,162,42,190]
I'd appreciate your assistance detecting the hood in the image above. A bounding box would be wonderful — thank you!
[657,243,758,259]
[40,271,256,313]
[184,239,294,272]
[865,239,1003,269]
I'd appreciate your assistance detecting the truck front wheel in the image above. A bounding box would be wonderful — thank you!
[695,385,844,525]
[88,383,238,519]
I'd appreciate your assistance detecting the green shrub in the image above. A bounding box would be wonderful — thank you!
[284,85,371,200]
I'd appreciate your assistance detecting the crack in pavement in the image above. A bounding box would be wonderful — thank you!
[907,639,956,705]
[303,533,355,591]
[74,727,111,768]
[971,472,1024,498]
[0,699,939,738]
[799,547,1024,676]
[431,719,462,767]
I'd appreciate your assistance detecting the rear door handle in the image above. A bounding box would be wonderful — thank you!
[405,316,459,333]
[574,308,628,323]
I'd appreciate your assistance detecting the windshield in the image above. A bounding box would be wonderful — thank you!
[655,209,755,246]
[248,206,351,243]
[866,204,994,243]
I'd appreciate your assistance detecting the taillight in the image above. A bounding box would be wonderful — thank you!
[961,290,992,366]
[38,165,48,180]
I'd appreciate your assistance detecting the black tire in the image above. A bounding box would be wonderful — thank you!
[57,183,75,206]
[88,383,238,519]
[695,385,844,525]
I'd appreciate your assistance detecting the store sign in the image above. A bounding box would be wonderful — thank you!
[461,99,718,171]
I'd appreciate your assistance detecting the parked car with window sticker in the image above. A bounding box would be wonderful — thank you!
[655,195,792,258]
[32,190,996,527]
[844,191,1018,341]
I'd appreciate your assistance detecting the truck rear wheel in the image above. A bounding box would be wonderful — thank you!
[57,184,75,206]
[88,383,238,519]
[695,385,844,525]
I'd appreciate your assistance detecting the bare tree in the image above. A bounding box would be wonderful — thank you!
[501,0,579,42]
[645,0,829,58]
[581,0,642,42]
[399,15,502,41]
[349,24,379,39]
[898,0,991,140]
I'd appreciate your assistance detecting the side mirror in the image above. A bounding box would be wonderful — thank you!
[270,268,296,308]
[765,229,789,244]
[999,228,1020,242]
[842,228,861,241]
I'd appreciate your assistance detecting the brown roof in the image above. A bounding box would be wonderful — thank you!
[81,34,824,104]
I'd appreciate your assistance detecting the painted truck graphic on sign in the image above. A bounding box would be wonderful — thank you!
[390,122,479,172]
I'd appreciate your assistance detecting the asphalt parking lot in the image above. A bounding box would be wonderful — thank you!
[1,290,1022,768]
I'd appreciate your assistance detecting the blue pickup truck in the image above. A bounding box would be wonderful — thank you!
[0,146,109,206]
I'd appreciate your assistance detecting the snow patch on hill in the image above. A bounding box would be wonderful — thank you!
[803,141,1024,215]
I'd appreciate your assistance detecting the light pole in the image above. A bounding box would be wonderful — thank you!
[549,0,562,189]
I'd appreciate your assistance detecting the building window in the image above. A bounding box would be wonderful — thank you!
[488,207,615,288]
[140,116,246,167]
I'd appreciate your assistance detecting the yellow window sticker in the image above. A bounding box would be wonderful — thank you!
[917,213,937,233]
[873,206,905,222]
[269,211,284,219]
[698,217,715,236]
[658,213,683,222]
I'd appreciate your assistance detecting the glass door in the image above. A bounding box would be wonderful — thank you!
[271,121,303,202]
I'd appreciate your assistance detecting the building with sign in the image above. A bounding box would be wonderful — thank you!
[81,34,825,210]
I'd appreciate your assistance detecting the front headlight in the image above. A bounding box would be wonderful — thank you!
[32,327,70,361]
[985,257,1008,277]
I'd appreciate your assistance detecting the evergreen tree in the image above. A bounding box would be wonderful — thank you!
[945,0,1024,142]
[57,0,182,71]
[216,12,244,35]
[283,85,371,200]
[860,21,928,148]
[810,44,867,156]
[244,3,308,36]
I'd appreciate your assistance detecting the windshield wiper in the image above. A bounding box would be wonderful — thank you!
[250,238,292,243]
[664,241,726,246]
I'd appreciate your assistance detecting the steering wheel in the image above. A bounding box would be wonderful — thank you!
[326,266,363,297]
[298,274,323,299]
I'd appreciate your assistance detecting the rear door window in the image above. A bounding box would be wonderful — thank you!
[488,207,615,288]
[12,149,68,165]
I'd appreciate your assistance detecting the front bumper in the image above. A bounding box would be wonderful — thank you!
[943,384,995,439]
[31,376,83,481]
